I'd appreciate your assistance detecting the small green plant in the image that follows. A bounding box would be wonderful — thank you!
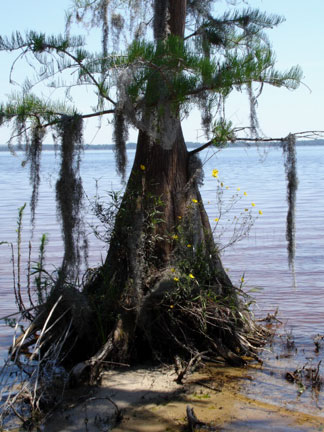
[1,205,53,321]
[142,192,167,265]
[16,203,26,310]
[87,183,124,245]
[30,233,50,305]
[208,169,262,251]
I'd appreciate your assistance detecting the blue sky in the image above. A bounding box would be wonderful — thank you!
[0,0,323,144]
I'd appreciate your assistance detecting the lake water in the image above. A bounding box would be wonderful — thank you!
[0,145,323,414]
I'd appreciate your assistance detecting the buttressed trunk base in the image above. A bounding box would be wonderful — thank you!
[77,121,266,375]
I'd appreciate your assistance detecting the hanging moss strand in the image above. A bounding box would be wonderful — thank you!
[282,133,298,270]
[113,110,128,181]
[55,114,85,279]
[28,125,45,227]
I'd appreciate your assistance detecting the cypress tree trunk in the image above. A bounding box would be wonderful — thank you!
[87,119,236,360]
[76,1,265,373]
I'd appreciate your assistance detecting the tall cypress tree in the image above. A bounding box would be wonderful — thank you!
[0,1,301,375]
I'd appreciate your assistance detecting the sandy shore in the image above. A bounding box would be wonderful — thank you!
[44,364,324,432]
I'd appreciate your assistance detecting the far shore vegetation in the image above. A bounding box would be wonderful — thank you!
[1,139,323,152]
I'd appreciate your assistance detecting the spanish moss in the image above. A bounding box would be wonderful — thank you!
[200,94,213,138]
[55,114,85,279]
[111,13,124,49]
[113,110,128,181]
[282,133,298,273]
[28,125,45,227]
[100,0,109,77]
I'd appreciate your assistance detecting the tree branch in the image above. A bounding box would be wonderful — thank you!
[32,42,117,107]
[189,130,324,155]
[81,109,115,119]
[42,108,115,128]
[188,139,216,155]
[235,137,284,142]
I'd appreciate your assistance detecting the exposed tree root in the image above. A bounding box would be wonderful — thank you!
[69,274,269,384]
[8,258,270,390]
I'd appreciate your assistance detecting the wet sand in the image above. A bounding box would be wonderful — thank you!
[44,363,324,432]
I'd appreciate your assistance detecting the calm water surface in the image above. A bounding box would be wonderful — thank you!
[0,145,323,413]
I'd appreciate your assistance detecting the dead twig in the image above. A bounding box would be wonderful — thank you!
[174,351,206,384]
[256,307,282,324]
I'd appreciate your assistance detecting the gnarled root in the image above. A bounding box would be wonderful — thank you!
[71,284,269,385]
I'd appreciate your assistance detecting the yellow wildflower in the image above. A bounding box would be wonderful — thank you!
[259,210,263,215]
[170,304,174,308]
[172,234,178,240]
[214,217,219,222]
[189,273,195,279]
[251,202,256,207]
[140,164,146,171]
[192,198,198,203]
[237,187,241,191]
[173,277,179,282]
[187,244,192,248]
[243,192,247,196]
[212,169,219,178]
[177,216,182,220]
[171,268,175,273]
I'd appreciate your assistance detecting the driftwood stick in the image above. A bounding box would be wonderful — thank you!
[186,405,218,431]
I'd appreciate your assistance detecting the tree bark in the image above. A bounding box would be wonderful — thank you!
[169,0,187,37]
[84,112,238,362]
